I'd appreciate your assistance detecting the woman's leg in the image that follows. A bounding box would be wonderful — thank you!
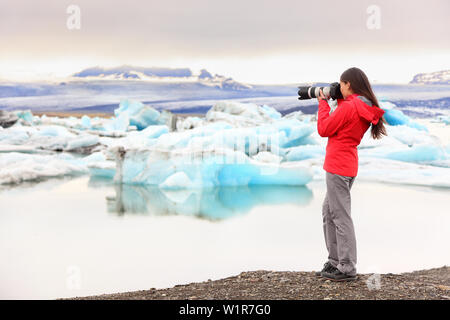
[326,172,357,276]
[322,191,339,268]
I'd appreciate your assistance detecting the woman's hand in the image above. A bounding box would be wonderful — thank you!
[317,89,327,102]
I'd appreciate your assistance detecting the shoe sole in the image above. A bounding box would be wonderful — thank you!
[317,268,338,278]
[316,270,336,277]
[322,275,358,282]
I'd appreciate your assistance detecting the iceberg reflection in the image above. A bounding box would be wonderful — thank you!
[103,182,313,220]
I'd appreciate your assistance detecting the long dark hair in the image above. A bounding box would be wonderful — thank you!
[340,67,387,139]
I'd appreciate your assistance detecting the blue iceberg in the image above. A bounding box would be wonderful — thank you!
[114,148,313,188]
[285,145,325,161]
[113,99,167,130]
[380,103,428,132]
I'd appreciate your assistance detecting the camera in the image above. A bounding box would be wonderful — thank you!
[298,82,343,100]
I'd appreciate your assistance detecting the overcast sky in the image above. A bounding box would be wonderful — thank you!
[0,0,449,83]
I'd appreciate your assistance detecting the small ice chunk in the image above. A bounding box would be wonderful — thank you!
[130,106,162,130]
[88,161,116,179]
[65,134,100,151]
[104,111,130,132]
[383,143,447,163]
[37,125,75,138]
[140,125,169,139]
[205,101,276,127]
[285,145,325,161]
[15,110,34,124]
[252,151,282,163]
[159,172,193,189]
[177,116,205,131]
[437,115,450,125]
[81,115,91,128]
[113,99,166,130]
[261,104,282,120]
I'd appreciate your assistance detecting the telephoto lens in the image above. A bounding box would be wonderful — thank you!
[298,82,343,100]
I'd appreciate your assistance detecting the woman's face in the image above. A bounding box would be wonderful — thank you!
[340,80,353,99]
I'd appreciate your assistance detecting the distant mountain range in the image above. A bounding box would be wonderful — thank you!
[0,66,449,117]
[0,65,296,113]
[410,70,450,85]
[72,65,253,91]
[74,66,450,86]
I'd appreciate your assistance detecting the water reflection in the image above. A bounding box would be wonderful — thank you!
[89,178,313,221]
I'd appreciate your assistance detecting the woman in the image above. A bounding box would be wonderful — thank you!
[315,67,387,281]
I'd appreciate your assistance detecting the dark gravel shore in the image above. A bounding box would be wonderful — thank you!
[69,266,449,300]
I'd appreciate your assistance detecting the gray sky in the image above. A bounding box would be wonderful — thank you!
[0,0,449,83]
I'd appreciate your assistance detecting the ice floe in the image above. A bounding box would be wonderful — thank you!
[0,152,88,184]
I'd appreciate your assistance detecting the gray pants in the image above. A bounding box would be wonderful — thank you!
[322,171,357,276]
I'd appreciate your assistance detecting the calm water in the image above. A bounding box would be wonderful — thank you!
[0,176,449,299]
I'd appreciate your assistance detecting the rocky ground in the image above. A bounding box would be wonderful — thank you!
[70,266,449,300]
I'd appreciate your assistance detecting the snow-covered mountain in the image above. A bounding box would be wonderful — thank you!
[196,69,253,90]
[72,65,252,90]
[410,70,450,85]
[72,65,192,79]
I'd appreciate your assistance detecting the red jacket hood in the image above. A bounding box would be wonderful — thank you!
[339,93,385,125]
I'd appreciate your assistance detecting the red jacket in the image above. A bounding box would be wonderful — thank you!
[317,93,385,177]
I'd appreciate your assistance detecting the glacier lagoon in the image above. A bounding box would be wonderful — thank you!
[0,97,450,299]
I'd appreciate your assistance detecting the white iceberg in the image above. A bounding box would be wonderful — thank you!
[65,134,100,151]
[0,152,88,184]
[204,101,281,127]
[176,116,205,131]
[0,122,102,153]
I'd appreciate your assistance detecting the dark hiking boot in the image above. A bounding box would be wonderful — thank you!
[321,268,358,282]
[315,262,337,277]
